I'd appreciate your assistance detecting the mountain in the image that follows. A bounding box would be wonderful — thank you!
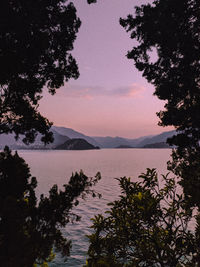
[55,138,100,150]
[0,133,17,148]
[92,136,131,148]
[52,126,99,147]
[125,136,154,147]
[92,133,169,148]
[0,129,70,149]
[46,130,70,148]
[137,130,176,147]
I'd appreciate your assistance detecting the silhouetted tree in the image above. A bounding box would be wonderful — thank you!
[0,0,94,145]
[0,146,101,266]
[120,0,200,206]
[0,1,101,265]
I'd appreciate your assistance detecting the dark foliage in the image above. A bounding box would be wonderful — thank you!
[85,169,199,267]
[120,0,200,206]
[0,0,81,144]
[120,0,200,144]
[0,146,101,266]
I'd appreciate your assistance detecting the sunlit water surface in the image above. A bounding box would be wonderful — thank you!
[19,149,171,267]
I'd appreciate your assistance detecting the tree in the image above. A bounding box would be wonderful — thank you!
[0,146,101,266]
[0,0,94,145]
[120,0,200,206]
[0,1,102,265]
[85,169,199,267]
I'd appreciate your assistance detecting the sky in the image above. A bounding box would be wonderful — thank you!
[39,0,173,138]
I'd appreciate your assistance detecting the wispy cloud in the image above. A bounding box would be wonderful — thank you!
[110,84,145,98]
[57,83,145,99]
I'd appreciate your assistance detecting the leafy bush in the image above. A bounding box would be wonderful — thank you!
[85,169,199,267]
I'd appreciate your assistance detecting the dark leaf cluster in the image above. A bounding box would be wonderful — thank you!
[0,0,81,144]
[0,146,101,266]
[120,0,200,145]
[120,0,200,206]
[85,169,199,267]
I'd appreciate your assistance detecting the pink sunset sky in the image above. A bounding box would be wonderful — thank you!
[39,0,173,138]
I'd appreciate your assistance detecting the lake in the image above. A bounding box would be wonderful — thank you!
[19,149,171,267]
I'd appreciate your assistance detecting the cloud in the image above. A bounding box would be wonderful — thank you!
[110,84,145,98]
[57,84,103,99]
[57,83,145,99]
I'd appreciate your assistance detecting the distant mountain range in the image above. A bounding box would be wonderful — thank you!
[0,126,176,150]
[92,130,175,148]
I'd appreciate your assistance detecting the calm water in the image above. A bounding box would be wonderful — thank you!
[19,149,171,267]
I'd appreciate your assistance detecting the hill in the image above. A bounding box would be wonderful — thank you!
[55,138,100,150]
[52,126,99,147]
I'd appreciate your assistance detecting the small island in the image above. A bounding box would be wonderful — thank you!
[115,145,133,149]
[143,142,171,148]
[54,138,100,150]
